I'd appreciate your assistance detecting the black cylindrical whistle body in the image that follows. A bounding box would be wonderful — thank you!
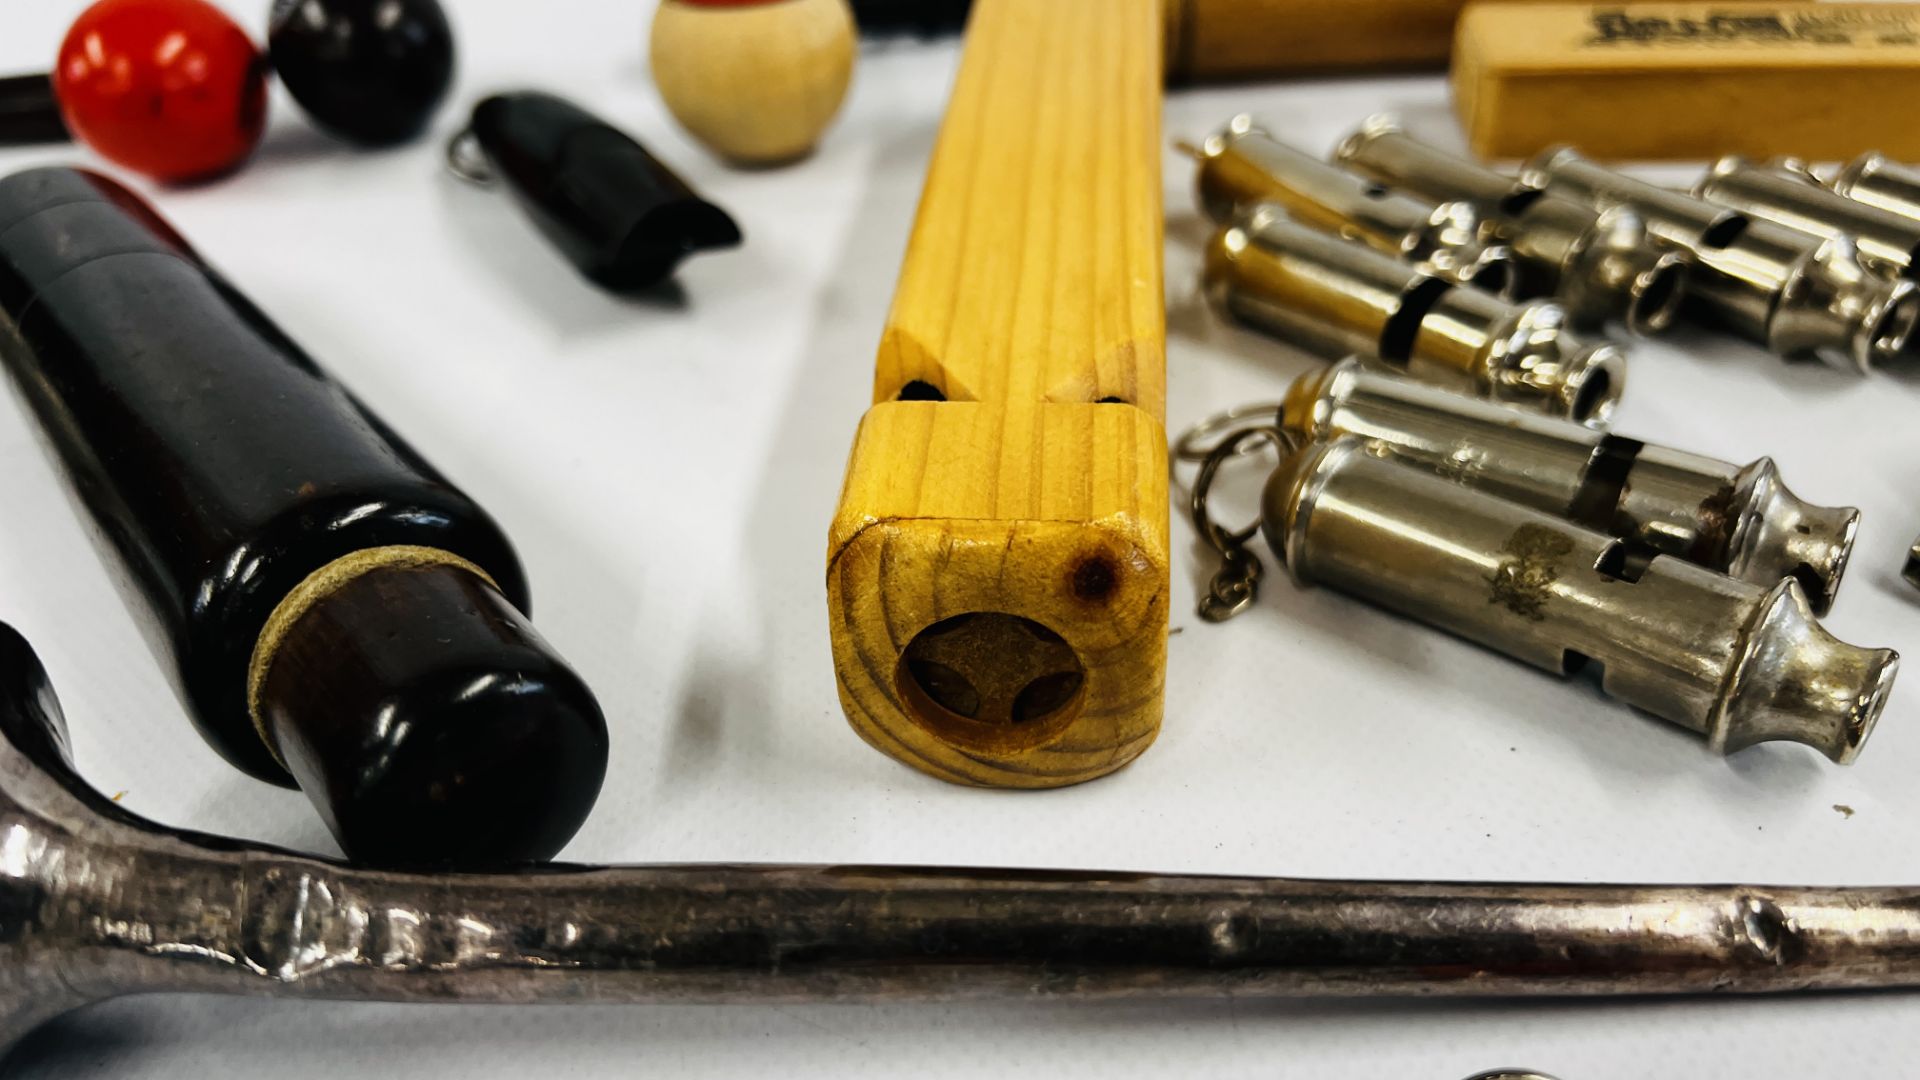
[0,167,607,866]
[465,91,740,291]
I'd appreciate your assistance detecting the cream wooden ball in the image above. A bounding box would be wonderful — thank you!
[650,0,857,166]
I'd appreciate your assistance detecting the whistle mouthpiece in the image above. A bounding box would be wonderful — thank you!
[1771,236,1920,372]
[1570,205,1690,337]
[1725,461,1859,616]
[1432,293,1627,427]
[464,90,743,293]
[250,549,611,867]
[1716,580,1897,765]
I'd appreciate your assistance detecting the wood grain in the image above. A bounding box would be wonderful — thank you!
[827,0,1169,788]
[1453,1,1920,161]
[1164,0,1774,80]
[650,0,856,164]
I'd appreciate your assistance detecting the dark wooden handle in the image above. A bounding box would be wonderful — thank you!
[255,555,608,867]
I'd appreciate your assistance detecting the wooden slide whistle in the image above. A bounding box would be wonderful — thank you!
[827,0,1169,788]
[0,168,608,866]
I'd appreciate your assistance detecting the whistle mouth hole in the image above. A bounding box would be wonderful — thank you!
[1789,563,1829,610]
[896,613,1088,755]
[897,381,947,402]
[1631,260,1687,334]
[1871,293,1920,356]
[1570,366,1616,425]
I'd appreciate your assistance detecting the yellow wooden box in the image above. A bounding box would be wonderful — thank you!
[1453,2,1920,160]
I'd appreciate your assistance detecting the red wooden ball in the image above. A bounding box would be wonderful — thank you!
[55,0,269,183]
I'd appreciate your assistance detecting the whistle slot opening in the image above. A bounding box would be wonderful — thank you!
[897,381,947,402]
[1570,435,1644,532]
[1699,215,1750,250]
[1378,277,1453,366]
[1498,189,1545,217]
[1593,539,1657,584]
[1561,649,1610,697]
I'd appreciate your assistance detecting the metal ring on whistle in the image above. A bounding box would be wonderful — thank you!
[443,126,496,186]
[1173,400,1291,463]
[1188,424,1288,622]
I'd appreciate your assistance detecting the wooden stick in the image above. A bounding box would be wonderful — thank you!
[826,0,1169,788]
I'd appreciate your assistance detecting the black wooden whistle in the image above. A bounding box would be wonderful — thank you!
[459,90,740,292]
[0,75,69,145]
[0,167,608,867]
[849,0,972,37]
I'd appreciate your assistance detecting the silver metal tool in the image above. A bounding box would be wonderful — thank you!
[1261,439,1895,763]
[1275,358,1858,614]
[1189,114,1516,294]
[1334,115,1689,336]
[1830,151,1920,222]
[1907,538,1920,591]
[4,623,1920,1062]
[1695,156,1920,279]
[1205,205,1624,425]
[1525,146,1920,372]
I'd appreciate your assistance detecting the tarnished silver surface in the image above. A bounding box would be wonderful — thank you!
[3,625,1920,1063]
[1907,539,1920,591]
[1261,440,1896,762]
[1525,147,1920,372]
[1696,156,1920,279]
[1205,206,1623,425]
[1280,359,1859,613]
[1831,151,1920,223]
[1190,115,1515,294]
[1334,116,1689,337]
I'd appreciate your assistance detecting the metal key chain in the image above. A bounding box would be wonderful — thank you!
[1179,411,1291,622]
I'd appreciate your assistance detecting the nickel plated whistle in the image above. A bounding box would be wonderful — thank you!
[1524,147,1920,372]
[1189,114,1515,295]
[1278,359,1858,614]
[1204,205,1624,426]
[1830,151,1920,223]
[1260,438,1896,763]
[1695,156,1920,280]
[1333,115,1689,337]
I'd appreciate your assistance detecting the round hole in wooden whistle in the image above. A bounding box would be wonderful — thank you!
[895,613,1088,755]
[252,551,609,867]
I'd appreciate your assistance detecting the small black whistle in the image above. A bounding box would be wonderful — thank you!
[0,167,609,867]
[0,75,70,145]
[848,0,972,37]
[452,90,740,292]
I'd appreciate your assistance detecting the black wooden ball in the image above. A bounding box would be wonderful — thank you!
[268,0,456,146]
